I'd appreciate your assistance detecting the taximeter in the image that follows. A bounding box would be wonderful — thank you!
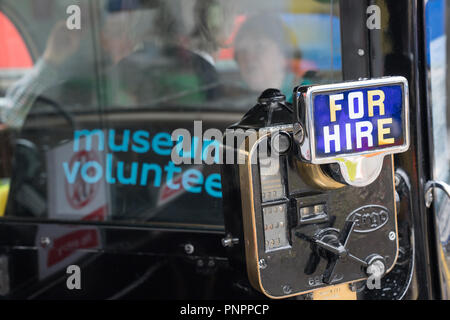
[221,77,409,298]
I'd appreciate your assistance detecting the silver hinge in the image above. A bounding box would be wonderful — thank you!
[424,180,450,208]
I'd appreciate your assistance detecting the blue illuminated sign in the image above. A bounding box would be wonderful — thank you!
[311,84,405,158]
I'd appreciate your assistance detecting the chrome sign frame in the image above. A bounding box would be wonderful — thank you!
[300,76,410,186]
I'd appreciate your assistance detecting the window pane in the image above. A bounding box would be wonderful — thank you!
[0,0,342,229]
[425,0,450,298]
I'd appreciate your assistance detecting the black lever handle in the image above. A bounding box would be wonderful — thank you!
[296,220,369,284]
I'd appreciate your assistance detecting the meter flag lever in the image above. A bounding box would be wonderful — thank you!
[296,220,374,284]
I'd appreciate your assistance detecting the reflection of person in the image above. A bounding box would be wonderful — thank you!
[100,1,154,65]
[234,14,309,102]
[1,3,152,218]
[113,0,237,106]
[98,1,156,106]
[0,21,82,129]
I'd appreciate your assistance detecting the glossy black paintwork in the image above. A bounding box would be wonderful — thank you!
[335,0,441,300]
[0,220,268,299]
[380,0,439,299]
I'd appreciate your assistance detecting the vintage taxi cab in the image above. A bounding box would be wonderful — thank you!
[0,0,448,301]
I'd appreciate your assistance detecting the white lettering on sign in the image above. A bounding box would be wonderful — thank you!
[321,89,395,154]
[348,91,364,119]
[324,125,341,154]
[356,121,374,149]
[345,123,352,150]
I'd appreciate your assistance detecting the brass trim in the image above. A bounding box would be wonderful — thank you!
[295,160,345,190]
[239,131,400,299]
[386,155,399,273]
[312,283,357,300]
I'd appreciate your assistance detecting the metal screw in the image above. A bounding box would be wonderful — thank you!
[271,132,291,154]
[389,232,396,241]
[282,285,292,294]
[222,238,232,247]
[40,237,51,248]
[221,234,239,247]
[357,49,365,56]
[184,243,194,255]
[366,259,385,278]
[259,259,267,269]
[293,123,305,145]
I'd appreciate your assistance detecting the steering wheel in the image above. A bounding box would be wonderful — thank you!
[33,95,75,129]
